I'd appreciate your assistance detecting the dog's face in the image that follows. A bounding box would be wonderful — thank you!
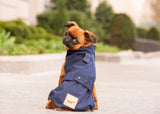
[63,21,98,50]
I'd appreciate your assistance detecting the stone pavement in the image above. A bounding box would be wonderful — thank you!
[0,60,160,114]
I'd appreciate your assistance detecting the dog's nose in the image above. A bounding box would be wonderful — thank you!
[63,36,72,42]
[63,38,67,44]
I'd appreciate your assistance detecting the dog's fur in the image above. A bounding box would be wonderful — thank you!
[46,21,98,111]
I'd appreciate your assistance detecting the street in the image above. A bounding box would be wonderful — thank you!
[0,61,160,114]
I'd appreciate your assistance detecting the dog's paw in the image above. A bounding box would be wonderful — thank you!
[45,100,56,109]
[94,100,98,110]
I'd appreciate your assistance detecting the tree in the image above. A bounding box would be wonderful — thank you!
[108,14,137,49]
[67,0,91,17]
[51,0,91,17]
[95,1,114,30]
[136,27,148,38]
[54,0,68,35]
[151,0,160,27]
[147,27,160,40]
[37,0,67,35]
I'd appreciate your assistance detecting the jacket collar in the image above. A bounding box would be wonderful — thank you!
[66,45,96,57]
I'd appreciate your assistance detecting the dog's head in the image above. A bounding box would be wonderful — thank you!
[63,21,98,50]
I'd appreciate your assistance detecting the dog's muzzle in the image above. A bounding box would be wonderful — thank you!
[63,32,79,49]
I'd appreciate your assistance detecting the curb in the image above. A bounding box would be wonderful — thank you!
[96,51,160,62]
[0,53,65,74]
[0,51,160,74]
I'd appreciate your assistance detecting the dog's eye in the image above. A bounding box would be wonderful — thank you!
[73,38,79,44]
[65,32,70,36]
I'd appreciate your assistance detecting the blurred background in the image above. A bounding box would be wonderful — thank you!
[0,0,160,55]
[0,1,160,113]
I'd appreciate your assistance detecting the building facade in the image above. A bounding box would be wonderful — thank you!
[0,0,155,26]
[0,0,49,25]
[89,0,154,26]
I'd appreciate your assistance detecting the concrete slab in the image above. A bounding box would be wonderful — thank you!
[0,62,160,114]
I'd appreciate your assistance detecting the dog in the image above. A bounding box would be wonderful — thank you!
[46,21,98,111]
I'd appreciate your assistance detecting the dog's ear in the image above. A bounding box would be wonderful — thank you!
[64,21,79,28]
[84,30,98,43]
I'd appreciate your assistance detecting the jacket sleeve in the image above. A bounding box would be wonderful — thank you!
[58,61,66,85]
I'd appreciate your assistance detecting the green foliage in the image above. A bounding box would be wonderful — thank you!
[54,0,68,35]
[0,21,123,55]
[136,27,148,38]
[108,13,137,49]
[37,0,93,36]
[67,10,106,42]
[0,19,26,27]
[37,0,67,35]
[66,0,90,12]
[88,22,106,43]
[0,37,122,55]
[0,37,65,55]
[96,42,121,53]
[37,10,56,33]
[66,0,91,17]
[95,1,114,30]
[147,27,160,40]
[0,20,56,43]
[0,44,28,55]
[0,29,15,46]
[51,0,91,17]
[67,10,91,29]
[94,1,114,43]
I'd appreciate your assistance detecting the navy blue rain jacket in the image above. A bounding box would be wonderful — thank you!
[48,45,96,111]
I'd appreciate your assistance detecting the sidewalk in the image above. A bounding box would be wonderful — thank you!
[0,51,160,114]
[0,61,160,114]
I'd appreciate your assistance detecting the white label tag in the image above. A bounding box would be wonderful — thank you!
[63,93,79,109]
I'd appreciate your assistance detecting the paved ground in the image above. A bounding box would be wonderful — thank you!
[0,60,160,114]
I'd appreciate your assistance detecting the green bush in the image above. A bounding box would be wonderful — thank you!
[37,11,53,32]
[0,26,123,55]
[37,0,68,35]
[94,1,114,43]
[0,19,26,27]
[37,8,106,42]
[136,27,148,38]
[96,42,121,53]
[87,21,106,43]
[67,10,91,29]
[3,24,28,43]
[67,10,106,42]
[0,44,30,55]
[51,0,91,18]
[0,29,15,46]
[108,13,137,49]
[24,38,65,54]
[66,0,91,18]
[147,27,160,40]
[37,0,109,42]
[0,37,122,55]
[0,20,28,39]
[0,20,57,43]
[95,1,114,30]
[37,10,67,35]
[0,38,65,56]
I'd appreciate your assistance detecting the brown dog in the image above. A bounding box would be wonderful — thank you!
[46,21,98,111]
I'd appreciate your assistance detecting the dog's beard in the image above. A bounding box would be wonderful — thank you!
[63,34,79,49]
[63,39,74,49]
